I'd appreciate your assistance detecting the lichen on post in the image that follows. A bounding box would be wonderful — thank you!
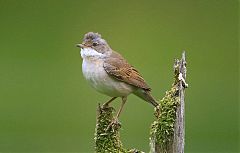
[150,86,180,153]
[94,104,127,153]
[150,52,187,153]
[94,104,144,153]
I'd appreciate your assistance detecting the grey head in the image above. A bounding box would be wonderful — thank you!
[76,32,112,54]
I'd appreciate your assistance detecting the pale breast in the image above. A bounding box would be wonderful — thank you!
[82,58,135,97]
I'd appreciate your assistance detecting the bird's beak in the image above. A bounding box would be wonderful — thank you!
[76,44,84,49]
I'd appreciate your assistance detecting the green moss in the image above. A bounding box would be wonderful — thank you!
[95,104,128,153]
[150,86,180,152]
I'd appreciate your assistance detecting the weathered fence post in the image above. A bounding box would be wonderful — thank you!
[150,52,187,153]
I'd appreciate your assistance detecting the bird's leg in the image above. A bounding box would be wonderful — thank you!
[116,96,127,118]
[106,97,127,131]
[103,97,117,108]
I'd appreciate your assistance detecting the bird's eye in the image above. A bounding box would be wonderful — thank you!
[92,42,98,46]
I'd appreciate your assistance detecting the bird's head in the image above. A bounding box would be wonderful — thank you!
[77,32,112,59]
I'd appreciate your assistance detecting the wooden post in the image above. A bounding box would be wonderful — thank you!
[172,52,187,153]
[150,52,187,153]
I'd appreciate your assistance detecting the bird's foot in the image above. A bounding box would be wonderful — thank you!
[106,117,121,132]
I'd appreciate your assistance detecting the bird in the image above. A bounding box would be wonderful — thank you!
[76,32,159,120]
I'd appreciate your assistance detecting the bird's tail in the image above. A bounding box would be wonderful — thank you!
[133,89,159,107]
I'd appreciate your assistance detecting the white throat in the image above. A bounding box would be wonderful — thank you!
[80,47,105,59]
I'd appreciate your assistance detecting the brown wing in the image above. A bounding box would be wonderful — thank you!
[103,51,151,90]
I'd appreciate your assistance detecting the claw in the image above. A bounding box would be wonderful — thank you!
[106,117,121,132]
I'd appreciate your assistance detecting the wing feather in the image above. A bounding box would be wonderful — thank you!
[103,52,151,90]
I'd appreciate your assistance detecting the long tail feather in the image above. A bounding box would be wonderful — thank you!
[133,89,159,107]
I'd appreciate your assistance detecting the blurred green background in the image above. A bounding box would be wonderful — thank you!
[0,0,238,152]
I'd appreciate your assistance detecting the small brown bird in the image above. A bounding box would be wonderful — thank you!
[77,32,158,120]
